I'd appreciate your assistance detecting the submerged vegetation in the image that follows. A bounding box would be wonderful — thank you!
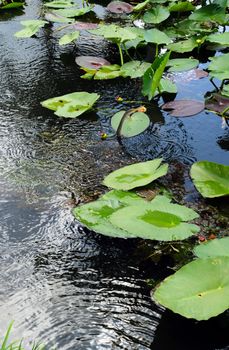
[4,0,229,337]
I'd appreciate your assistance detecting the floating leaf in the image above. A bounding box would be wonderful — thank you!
[111,110,150,137]
[167,37,198,53]
[59,31,79,45]
[169,1,194,12]
[190,161,229,198]
[208,53,229,80]
[41,91,100,118]
[89,24,138,43]
[94,65,121,79]
[45,12,74,22]
[189,4,227,24]
[142,51,171,100]
[207,32,229,46]
[144,28,171,45]
[44,0,73,8]
[52,5,93,17]
[103,158,168,190]
[133,0,149,11]
[110,196,199,241]
[194,237,229,258]
[0,2,24,9]
[143,6,170,24]
[101,189,147,205]
[159,78,177,94]
[162,100,204,117]
[120,60,151,78]
[205,93,229,115]
[222,84,229,98]
[71,21,98,30]
[107,1,133,13]
[167,58,199,72]
[75,56,111,70]
[14,20,48,38]
[154,257,229,320]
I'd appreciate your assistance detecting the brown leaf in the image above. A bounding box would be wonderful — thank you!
[162,100,204,117]
[205,93,229,116]
[71,22,98,30]
[107,1,133,13]
[75,56,111,70]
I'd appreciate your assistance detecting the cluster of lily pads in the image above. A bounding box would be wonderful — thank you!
[14,0,229,122]
[0,0,24,10]
[73,158,229,320]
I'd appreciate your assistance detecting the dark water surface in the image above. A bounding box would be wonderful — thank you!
[0,1,229,349]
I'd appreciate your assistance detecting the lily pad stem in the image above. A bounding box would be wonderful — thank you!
[117,42,124,66]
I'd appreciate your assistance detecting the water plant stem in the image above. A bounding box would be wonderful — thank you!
[117,43,124,66]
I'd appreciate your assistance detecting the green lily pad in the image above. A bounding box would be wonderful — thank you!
[89,24,137,43]
[190,161,229,198]
[41,91,100,118]
[194,237,229,258]
[0,2,24,9]
[159,78,177,94]
[44,0,74,8]
[143,6,170,24]
[167,58,199,72]
[110,196,199,241]
[144,28,172,45]
[14,20,48,38]
[103,158,168,190]
[120,61,151,78]
[208,53,229,80]
[154,257,229,320]
[52,5,93,17]
[169,1,195,12]
[133,0,149,11]
[167,37,198,53]
[59,31,79,45]
[111,110,150,137]
[207,32,229,46]
[189,4,227,24]
[101,189,148,205]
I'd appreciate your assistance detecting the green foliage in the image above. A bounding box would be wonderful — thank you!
[143,6,170,24]
[120,61,151,78]
[167,37,198,53]
[194,237,229,258]
[51,5,93,17]
[144,28,171,45]
[159,78,177,94]
[167,58,199,72]
[190,161,229,198]
[189,3,227,24]
[154,257,229,320]
[169,1,195,12]
[89,24,137,43]
[142,51,171,100]
[14,20,48,38]
[59,30,79,45]
[43,0,73,8]
[110,195,199,240]
[207,32,229,46]
[41,92,100,118]
[0,1,24,9]
[208,53,229,80]
[103,158,168,190]
[111,110,150,137]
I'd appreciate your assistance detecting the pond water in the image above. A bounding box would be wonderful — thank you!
[0,1,229,349]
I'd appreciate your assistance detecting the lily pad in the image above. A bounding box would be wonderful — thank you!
[205,93,229,115]
[159,78,177,94]
[144,28,172,45]
[143,6,170,24]
[0,2,24,9]
[120,61,151,78]
[189,4,227,24]
[14,20,48,38]
[103,158,168,190]
[207,32,229,46]
[44,0,73,8]
[75,56,111,70]
[154,257,229,320]
[89,24,138,43]
[208,53,229,80]
[111,110,150,137]
[190,161,229,198]
[59,31,79,45]
[41,91,100,118]
[71,22,98,30]
[110,196,199,241]
[107,1,133,13]
[162,100,204,117]
[52,5,93,18]
[167,58,199,72]
[45,12,74,22]
[167,37,198,53]
[194,237,229,258]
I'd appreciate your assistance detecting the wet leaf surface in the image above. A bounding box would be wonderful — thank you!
[162,100,204,117]
[107,1,133,13]
[205,93,229,115]
[75,56,111,70]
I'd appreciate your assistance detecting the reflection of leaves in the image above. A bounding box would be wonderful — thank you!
[107,1,133,13]
[162,100,204,117]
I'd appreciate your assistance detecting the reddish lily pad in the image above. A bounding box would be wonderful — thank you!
[107,1,133,13]
[75,56,111,70]
[205,93,229,116]
[71,22,98,30]
[162,100,204,117]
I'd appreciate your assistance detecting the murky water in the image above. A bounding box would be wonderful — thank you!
[0,0,229,349]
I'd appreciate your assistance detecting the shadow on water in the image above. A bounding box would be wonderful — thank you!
[0,0,228,349]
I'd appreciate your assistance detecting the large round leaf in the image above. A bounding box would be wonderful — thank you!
[75,56,111,70]
[107,1,133,13]
[143,6,170,24]
[111,110,150,137]
[154,257,229,320]
[110,198,199,241]
[190,161,229,198]
[194,237,229,258]
[167,58,199,72]
[103,159,168,190]
[162,100,204,117]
